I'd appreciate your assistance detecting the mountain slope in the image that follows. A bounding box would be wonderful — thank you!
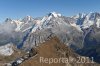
[20,36,99,66]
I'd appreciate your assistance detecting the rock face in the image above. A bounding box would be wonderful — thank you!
[20,36,99,66]
[23,29,54,50]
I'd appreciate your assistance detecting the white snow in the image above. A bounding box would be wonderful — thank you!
[31,25,38,32]
[72,13,86,19]
[74,12,100,29]
[36,20,41,25]
[17,59,23,64]
[0,43,14,56]
[82,21,94,29]
[14,20,23,32]
[50,12,61,17]
[47,15,52,20]
[26,16,32,21]
[22,26,32,32]
[41,16,47,22]
[70,23,82,31]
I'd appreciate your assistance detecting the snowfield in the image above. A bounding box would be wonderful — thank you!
[0,43,14,56]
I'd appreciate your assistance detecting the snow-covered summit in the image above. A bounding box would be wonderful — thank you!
[48,12,61,17]
[22,15,34,23]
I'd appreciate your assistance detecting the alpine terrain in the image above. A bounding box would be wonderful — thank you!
[0,12,100,66]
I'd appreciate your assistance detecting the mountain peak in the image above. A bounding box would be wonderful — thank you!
[25,15,33,20]
[5,18,12,22]
[22,15,34,22]
[48,12,61,17]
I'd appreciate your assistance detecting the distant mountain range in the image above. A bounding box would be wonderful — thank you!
[0,12,100,65]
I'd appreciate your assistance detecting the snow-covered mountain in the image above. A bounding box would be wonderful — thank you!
[2,12,100,33]
[1,12,100,65]
[72,12,100,29]
[0,12,100,55]
[2,16,36,32]
[0,12,82,34]
[17,12,83,49]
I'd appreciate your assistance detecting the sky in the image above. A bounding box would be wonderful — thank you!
[0,0,100,22]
